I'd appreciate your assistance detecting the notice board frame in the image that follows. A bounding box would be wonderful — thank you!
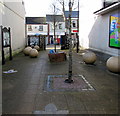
[1,26,12,65]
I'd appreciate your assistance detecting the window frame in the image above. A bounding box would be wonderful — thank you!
[39,25,43,31]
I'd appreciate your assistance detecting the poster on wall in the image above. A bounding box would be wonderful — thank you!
[3,32,10,47]
[109,13,120,48]
[30,36,39,46]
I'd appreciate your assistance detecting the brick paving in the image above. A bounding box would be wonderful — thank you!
[2,45,119,115]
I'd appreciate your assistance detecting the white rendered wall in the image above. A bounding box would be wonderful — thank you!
[27,24,48,35]
[89,10,120,56]
[0,0,3,61]
[79,0,103,48]
[79,0,119,56]
[48,22,65,35]
[0,1,3,114]
[1,0,25,57]
[0,1,2,113]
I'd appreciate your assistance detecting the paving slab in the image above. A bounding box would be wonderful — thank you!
[33,103,69,114]
[2,45,119,115]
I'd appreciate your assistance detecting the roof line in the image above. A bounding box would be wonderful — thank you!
[94,2,120,15]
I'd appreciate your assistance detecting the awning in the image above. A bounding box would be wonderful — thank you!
[27,32,47,36]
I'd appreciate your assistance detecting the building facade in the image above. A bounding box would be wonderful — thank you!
[64,11,79,34]
[79,0,119,56]
[46,15,65,45]
[0,0,26,60]
[64,11,79,47]
[26,17,48,47]
[26,17,48,36]
[26,24,48,36]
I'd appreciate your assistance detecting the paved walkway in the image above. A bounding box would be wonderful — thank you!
[2,45,119,114]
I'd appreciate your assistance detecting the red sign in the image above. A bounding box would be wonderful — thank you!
[73,30,78,32]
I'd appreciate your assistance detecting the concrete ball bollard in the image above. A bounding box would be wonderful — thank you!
[106,56,120,73]
[34,45,40,51]
[29,49,38,58]
[23,47,32,56]
[83,52,97,64]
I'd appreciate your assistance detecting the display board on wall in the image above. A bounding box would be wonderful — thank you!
[28,36,39,46]
[1,26,12,65]
[3,28,10,47]
[109,13,120,48]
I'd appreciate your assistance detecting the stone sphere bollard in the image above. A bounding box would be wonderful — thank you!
[106,56,120,73]
[83,52,97,64]
[34,45,40,51]
[29,49,38,58]
[23,47,32,56]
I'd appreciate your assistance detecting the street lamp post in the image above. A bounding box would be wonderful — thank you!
[65,0,73,83]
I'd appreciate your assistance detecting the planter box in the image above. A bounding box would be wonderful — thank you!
[48,52,66,62]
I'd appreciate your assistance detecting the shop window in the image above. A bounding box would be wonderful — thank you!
[72,21,76,28]
[39,26,43,31]
[59,23,62,29]
[28,25,32,31]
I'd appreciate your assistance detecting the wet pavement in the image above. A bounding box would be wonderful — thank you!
[2,45,119,115]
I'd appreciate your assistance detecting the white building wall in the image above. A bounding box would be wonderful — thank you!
[0,0,4,62]
[48,22,65,35]
[0,0,25,57]
[0,1,2,113]
[79,0,103,48]
[79,0,119,56]
[71,18,78,33]
[0,1,3,114]
[89,10,120,56]
[66,18,78,34]
[27,24,48,35]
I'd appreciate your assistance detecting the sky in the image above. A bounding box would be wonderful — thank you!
[23,0,79,17]
[23,0,54,17]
